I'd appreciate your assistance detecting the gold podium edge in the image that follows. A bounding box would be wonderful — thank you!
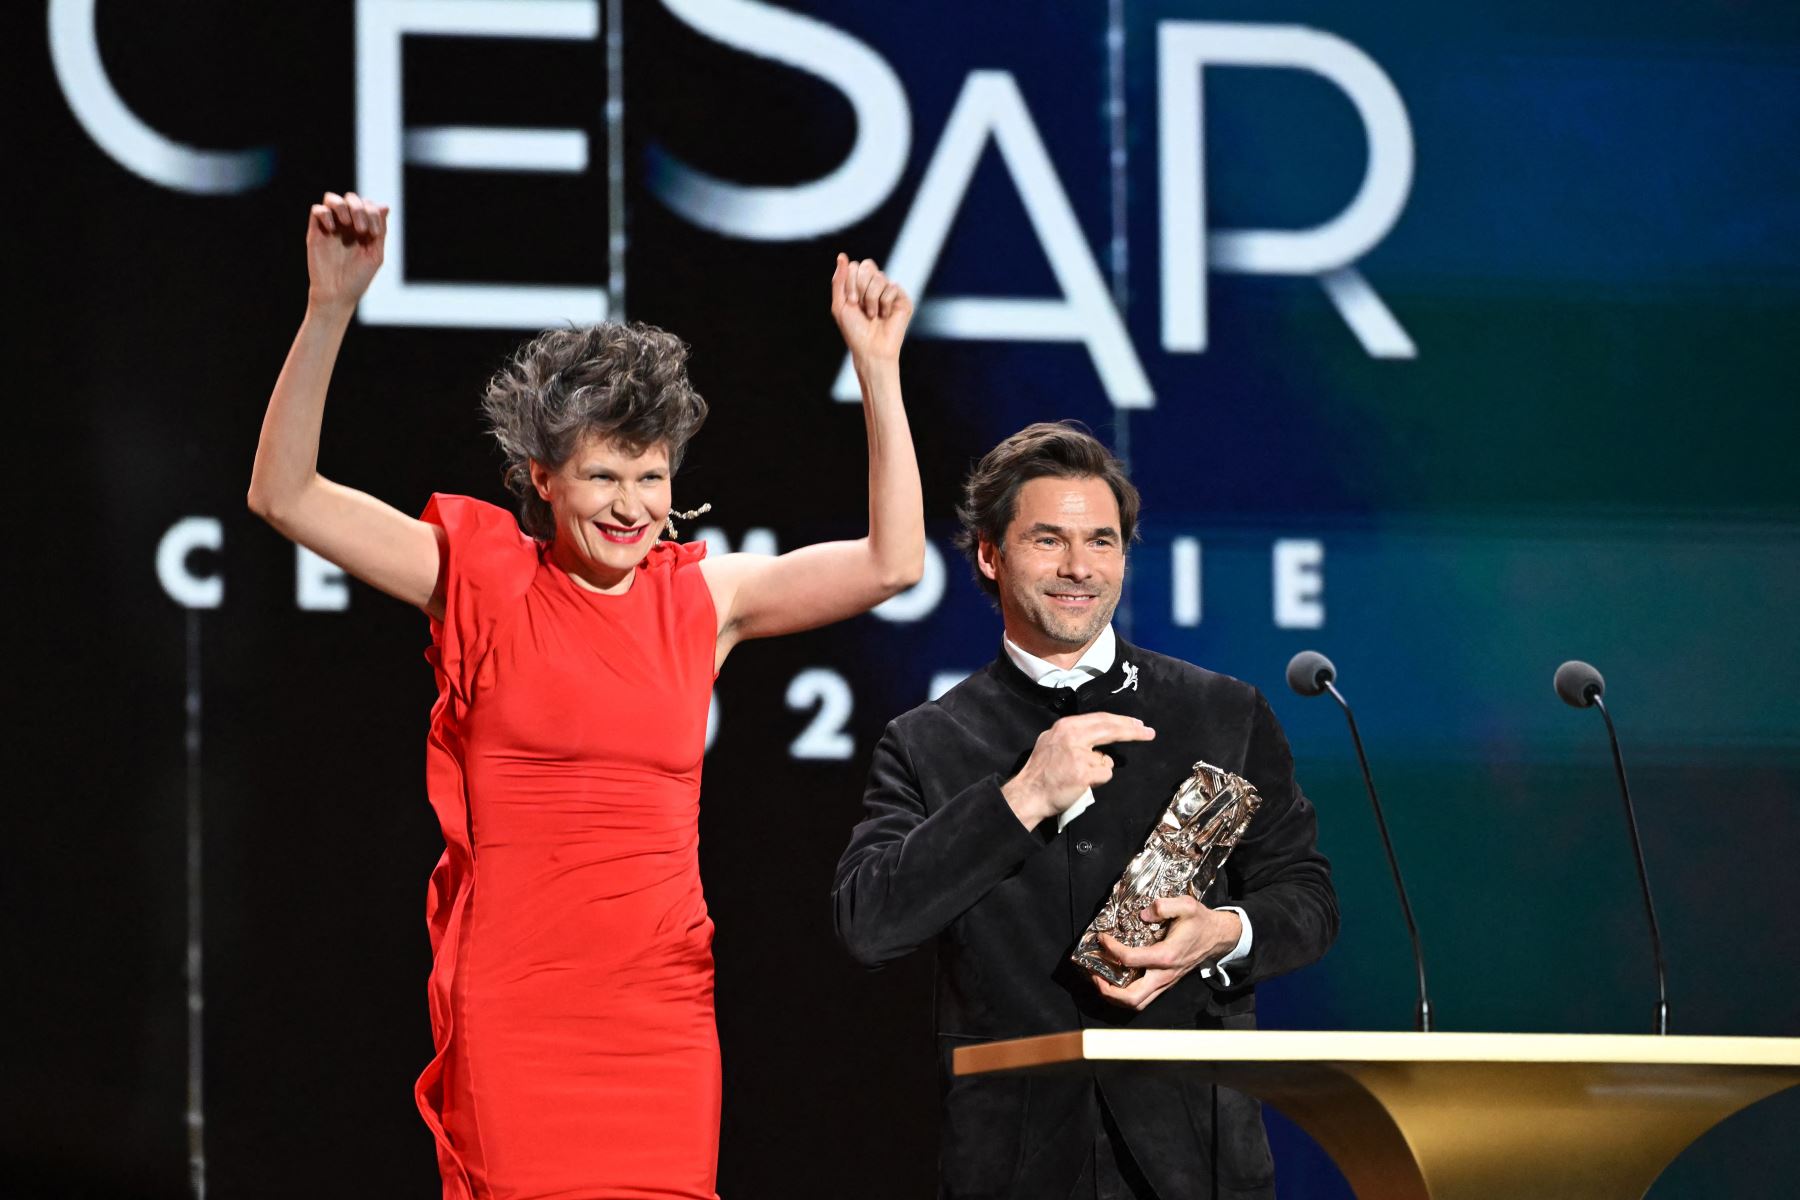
[954,1029,1800,1074]
[954,1031,1800,1200]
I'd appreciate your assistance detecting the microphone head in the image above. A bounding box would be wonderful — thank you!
[1286,650,1337,697]
[1554,660,1606,708]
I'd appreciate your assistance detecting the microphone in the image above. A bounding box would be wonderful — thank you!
[1554,659,1605,709]
[1554,660,1669,1035]
[1286,650,1334,698]
[1285,651,1432,1032]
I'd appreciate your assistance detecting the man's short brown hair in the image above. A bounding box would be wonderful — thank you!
[954,421,1141,599]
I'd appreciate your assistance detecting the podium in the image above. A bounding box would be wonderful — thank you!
[953,1030,1800,1200]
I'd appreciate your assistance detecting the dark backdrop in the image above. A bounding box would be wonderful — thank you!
[9,2,1799,1197]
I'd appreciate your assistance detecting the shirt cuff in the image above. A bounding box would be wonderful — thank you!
[1055,788,1096,832]
[1199,905,1253,988]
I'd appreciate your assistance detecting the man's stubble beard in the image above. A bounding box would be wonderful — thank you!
[1024,581,1121,649]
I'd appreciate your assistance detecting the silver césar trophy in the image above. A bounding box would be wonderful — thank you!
[1072,761,1262,986]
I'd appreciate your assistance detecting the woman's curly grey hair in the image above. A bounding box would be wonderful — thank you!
[482,322,708,540]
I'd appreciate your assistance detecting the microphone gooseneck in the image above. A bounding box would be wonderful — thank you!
[1556,658,1670,1036]
[1285,653,1432,1032]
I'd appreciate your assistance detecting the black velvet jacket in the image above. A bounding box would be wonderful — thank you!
[833,640,1338,1200]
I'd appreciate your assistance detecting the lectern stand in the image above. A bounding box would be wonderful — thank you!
[953,1030,1800,1200]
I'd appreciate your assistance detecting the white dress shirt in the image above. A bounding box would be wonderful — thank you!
[1001,626,1254,982]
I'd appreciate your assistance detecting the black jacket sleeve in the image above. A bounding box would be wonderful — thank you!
[832,719,1044,967]
[1214,689,1339,989]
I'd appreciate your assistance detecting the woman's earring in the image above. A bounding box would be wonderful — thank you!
[664,502,712,540]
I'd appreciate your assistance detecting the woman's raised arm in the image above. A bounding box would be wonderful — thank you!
[704,255,925,666]
[248,192,447,619]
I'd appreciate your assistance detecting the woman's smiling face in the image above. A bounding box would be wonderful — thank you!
[532,433,673,593]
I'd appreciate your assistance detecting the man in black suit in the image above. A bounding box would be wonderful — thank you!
[833,423,1338,1199]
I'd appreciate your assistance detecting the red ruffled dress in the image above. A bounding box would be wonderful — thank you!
[414,495,721,1200]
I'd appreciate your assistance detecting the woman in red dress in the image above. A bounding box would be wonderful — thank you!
[248,192,922,1199]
